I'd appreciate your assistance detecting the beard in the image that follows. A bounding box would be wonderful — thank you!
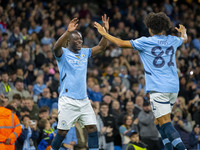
[144,110,150,113]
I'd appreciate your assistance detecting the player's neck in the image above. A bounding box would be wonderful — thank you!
[68,47,79,54]
[153,33,164,36]
[154,33,164,35]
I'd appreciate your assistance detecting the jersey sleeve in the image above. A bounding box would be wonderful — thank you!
[130,37,147,51]
[88,48,92,58]
[54,47,65,62]
[82,48,92,58]
[174,36,183,47]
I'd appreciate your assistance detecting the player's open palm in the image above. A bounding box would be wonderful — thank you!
[102,14,109,32]
[67,18,79,32]
[94,22,106,36]
[175,24,186,33]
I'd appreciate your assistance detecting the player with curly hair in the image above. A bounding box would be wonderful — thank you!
[94,12,187,150]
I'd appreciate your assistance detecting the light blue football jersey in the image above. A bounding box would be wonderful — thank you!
[55,47,91,99]
[130,35,183,93]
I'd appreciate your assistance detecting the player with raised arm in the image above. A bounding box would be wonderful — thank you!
[51,14,109,150]
[94,12,187,150]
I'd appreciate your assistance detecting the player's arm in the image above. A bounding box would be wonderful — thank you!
[175,24,187,44]
[91,35,107,56]
[53,18,79,57]
[94,22,132,48]
[91,14,109,56]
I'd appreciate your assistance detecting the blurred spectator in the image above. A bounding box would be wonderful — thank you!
[24,98,39,120]
[102,93,113,113]
[111,100,122,121]
[0,46,10,72]
[60,126,77,150]
[34,44,46,68]
[126,130,147,150]
[138,75,146,94]
[189,124,200,150]
[0,72,14,96]
[0,94,22,150]
[92,103,106,150]
[37,88,58,112]
[172,108,193,149]
[12,94,21,110]
[19,106,30,120]
[49,108,58,132]
[0,14,7,33]
[137,100,160,150]
[15,115,39,150]
[0,94,9,107]
[8,26,23,46]
[79,3,91,19]
[89,84,103,102]
[38,106,50,120]
[84,28,99,47]
[28,21,41,35]
[104,66,115,85]
[47,71,60,94]
[33,75,46,96]
[41,30,54,46]
[118,101,139,126]
[38,119,54,150]
[74,123,88,150]
[119,115,133,150]
[8,78,30,101]
[193,101,200,125]
[134,95,144,115]
[99,102,117,150]
[118,65,130,90]
[24,63,36,87]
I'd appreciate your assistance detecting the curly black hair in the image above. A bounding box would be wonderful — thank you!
[144,12,171,34]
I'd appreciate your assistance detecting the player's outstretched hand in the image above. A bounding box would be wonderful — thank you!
[67,18,79,32]
[102,14,109,32]
[94,22,107,36]
[175,24,186,33]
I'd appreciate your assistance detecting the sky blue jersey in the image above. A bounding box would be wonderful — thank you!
[130,35,183,93]
[55,47,92,99]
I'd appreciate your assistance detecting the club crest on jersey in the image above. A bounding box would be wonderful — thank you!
[61,120,66,126]
[81,54,85,57]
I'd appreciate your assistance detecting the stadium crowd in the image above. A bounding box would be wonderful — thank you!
[0,0,200,150]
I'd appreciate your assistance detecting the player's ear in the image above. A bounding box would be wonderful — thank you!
[148,28,153,36]
[66,39,70,46]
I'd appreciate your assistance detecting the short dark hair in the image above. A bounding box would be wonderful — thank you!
[15,78,23,84]
[38,119,48,130]
[1,71,8,76]
[13,94,21,100]
[21,115,30,121]
[0,99,4,106]
[103,93,111,97]
[100,102,109,107]
[144,12,171,34]
[39,106,49,114]
[6,105,16,112]
[21,107,30,112]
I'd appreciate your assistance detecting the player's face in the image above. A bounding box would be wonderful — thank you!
[70,33,83,51]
